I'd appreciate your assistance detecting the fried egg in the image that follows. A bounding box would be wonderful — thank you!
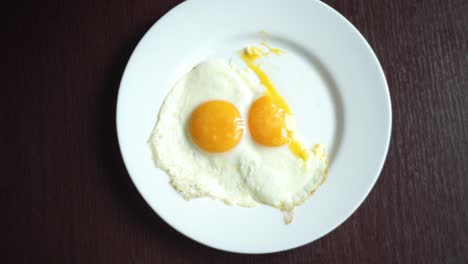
[150,47,328,223]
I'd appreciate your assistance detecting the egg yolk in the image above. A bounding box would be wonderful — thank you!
[248,96,290,146]
[242,45,309,161]
[189,100,244,153]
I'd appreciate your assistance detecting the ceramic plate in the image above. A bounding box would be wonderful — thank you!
[117,0,391,254]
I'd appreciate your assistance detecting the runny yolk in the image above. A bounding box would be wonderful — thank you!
[241,45,309,161]
[189,100,244,153]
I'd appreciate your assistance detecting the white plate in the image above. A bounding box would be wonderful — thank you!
[117,0,391,254]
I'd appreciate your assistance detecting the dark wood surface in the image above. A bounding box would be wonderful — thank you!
[3,0,467,263]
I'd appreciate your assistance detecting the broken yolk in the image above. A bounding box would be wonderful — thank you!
[241,45,309,161]
[189,100,244,153]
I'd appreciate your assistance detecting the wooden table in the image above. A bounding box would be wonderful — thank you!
[3,0,467,263]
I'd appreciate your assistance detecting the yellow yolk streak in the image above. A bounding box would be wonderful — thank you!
[241,46,309,161]
[261,42,284,55]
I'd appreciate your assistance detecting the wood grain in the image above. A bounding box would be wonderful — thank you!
[2,0,467,263]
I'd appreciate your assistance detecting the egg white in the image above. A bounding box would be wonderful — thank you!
[150,60,328,215]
